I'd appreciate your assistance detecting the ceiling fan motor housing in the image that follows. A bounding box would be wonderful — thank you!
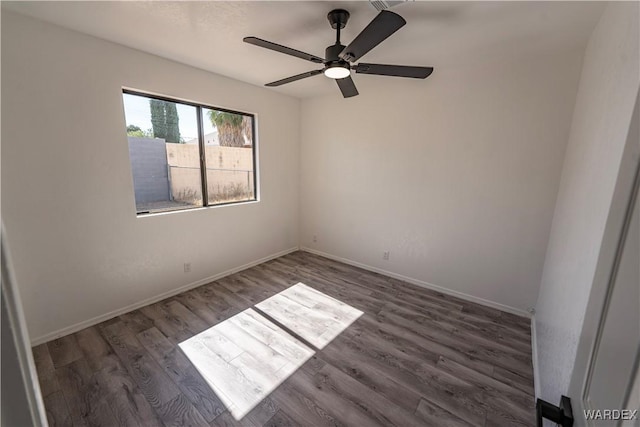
[327,9,350,29]
[325,44,347,64]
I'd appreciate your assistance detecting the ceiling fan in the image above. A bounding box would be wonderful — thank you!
[243,9,433,98]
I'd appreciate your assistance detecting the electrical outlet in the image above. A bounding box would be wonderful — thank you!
[383,251,390,260]
[313,235,317,243]
[184,262,191,273]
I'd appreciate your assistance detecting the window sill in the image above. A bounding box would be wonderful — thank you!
[135,199,259,218]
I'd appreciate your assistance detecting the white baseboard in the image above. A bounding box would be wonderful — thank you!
[32,245,533,345]
[300,247,531,319]
[531,314,541,398]
[30,246,299,346]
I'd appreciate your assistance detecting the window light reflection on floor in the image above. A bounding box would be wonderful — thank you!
[178,282,363,420]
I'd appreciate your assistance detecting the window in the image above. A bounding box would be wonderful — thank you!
[121,90,257,215]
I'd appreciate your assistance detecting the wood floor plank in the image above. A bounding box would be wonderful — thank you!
[328,328,487,426]
[270,376,344,427]
[482,394,535,427]
[256,294,340,347]
[284,369,386,427]
[157,393,209,427]
[248,261,301,286]
[437,356,534,405]
[139,303,192,343]
[214,317,291,372]
[362,272,530,339]
[259,260,382,310]
[238,270,286,294]
[32,343,60,398]
[94,361,163,427]
[448,314,532,352]
[450,325,532,358]
[174,289,224,325]
[377,307,532,379]
[242,397,279,427]
[75,331,134,423]
[75,326,115,372]
[263,409,298,427]
[356,273,465,312]
[318,346,422,414]
[162,299,210,335]
[119,310,155,334]
[179,337,272,420]
[47,334,83,368]
[55,358,115,426]
[358,308,496,376]
[414,398,474,427]
[256,287,363,349]
[227,309,314,364]
[313,363,425,426]
[280,282,363,322]
[218,275,278,306]
[137,327,226,423]
[198,282,251,311]
[486,405,535,427]
[300,354,326,375]
[33,343,55,374]
[43,390,73,427]
[492,365,535,396]
[209,410,257,427]
[101,321,181,409]
[371,289,532,350]
[436,356,534,425]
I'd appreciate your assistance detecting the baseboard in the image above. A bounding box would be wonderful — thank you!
[531,314,541,398]
[30,246,299,346]
[32,245,532,345]
[300,247,531,319]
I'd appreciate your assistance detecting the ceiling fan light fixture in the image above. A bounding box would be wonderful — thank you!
[324,64,350,79]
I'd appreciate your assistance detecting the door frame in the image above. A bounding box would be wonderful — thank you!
[1,225,48,426]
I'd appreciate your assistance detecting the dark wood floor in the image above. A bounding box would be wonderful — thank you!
[33,251,535,426]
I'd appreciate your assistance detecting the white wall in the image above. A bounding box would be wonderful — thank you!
[535,2,639,403]
[299,50,584,312]
[1,11,300,343]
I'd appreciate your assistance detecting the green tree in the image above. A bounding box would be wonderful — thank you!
[208,110,246,147]
[149,99,181,143]
[165,103,180,144]
[126,124,153,138]
[150,99,167,140]
[127,124,142,133]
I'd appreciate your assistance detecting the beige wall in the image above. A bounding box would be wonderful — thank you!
[1,11,300,343]
[165,144,254,203]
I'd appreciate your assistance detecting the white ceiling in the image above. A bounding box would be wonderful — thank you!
[3,1,605,99]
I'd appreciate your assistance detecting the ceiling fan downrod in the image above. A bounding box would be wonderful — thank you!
[327,9,350,43]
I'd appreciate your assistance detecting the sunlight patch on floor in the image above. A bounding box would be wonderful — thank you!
[256,282,364,349]
[179,282,363,420]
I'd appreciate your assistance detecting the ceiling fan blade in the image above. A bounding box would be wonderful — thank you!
[265,69,324,87]
[339,11,406,63]
[336,75,359,98]
[355,63,433,79]
[244,37,324,64]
